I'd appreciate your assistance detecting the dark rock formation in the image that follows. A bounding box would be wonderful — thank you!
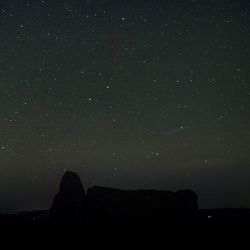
[87,186,198,227]
[49,171,86,224]
[49,171,198,227]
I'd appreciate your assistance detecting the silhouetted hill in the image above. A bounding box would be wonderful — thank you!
[0,171,249,248]
[87,185,198,229]
[48,172,199,228]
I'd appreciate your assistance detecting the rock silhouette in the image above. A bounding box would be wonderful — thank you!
[49,171,198,226]
[1,171,249,248]
[49,171,87,224]
[87,186,198,227]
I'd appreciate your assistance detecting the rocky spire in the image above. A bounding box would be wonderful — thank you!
[49,171,86,224]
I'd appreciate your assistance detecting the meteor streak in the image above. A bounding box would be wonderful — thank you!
[165,126,188,135]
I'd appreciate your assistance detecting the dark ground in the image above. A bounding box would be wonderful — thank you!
[0,208,249,249]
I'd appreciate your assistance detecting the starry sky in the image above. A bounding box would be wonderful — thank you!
[0,0,250,211]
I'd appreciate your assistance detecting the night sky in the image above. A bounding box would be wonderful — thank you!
[0,0,250,211]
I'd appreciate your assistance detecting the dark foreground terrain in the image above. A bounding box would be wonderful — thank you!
[1,172,249,248]
[0,209,249,248]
